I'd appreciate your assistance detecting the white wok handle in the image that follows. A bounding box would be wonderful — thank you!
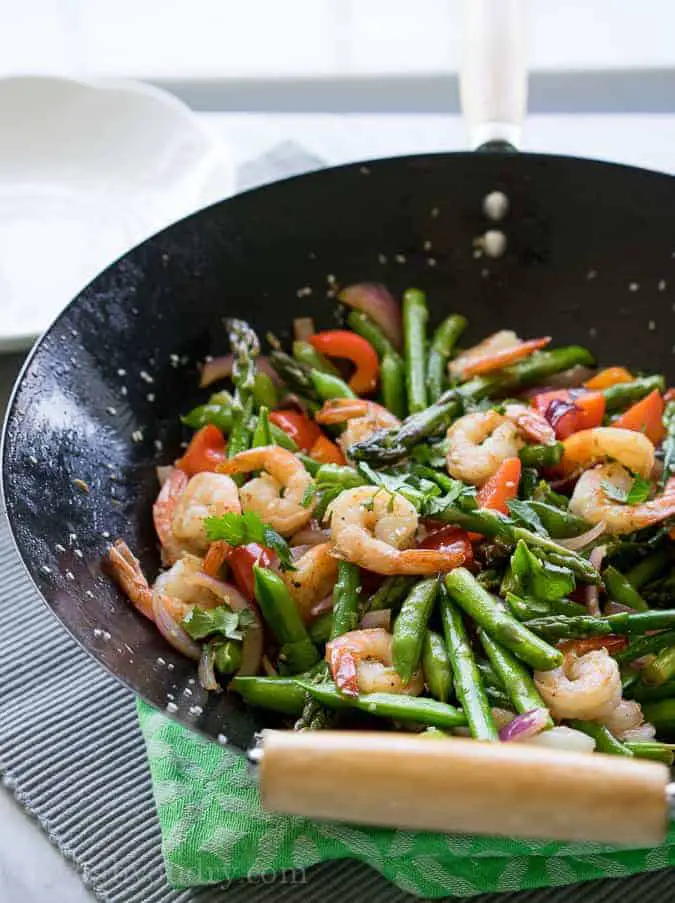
[460,0,528,149]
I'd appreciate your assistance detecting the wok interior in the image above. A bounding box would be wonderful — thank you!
[5,151,675,749]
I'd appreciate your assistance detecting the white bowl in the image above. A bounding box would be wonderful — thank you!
[0,75,234,351]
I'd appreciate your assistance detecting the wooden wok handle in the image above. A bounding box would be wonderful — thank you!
[460,0,527,149]
[259,730,669,845]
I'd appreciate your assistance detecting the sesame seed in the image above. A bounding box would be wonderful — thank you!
[217,734,228,745]
[360,166,370,175]
[117,368,127,376]
[154,439,163,451]
[377,253,387,264]
[589,327,598,338]
[120,386,128,396]
[85,590,94,598]
[139,370,154,384]
[65,570,75,581]
[55,543,66,553]
[395,254,406,264]
[427,258,437,267]
[74,549,83,559]
[189,705,203,716]
[649,320,656,330]
[157,657,166,666]
[106,406,117,415]
[132,430,143,442]
[188,677,196,685]
[659,280,667,291]
[629,282,639,292]
[29,454,38,465]
[167,693,175,701]
[40,565,52,575]
[431,207,440,218]
[102,531,110,539]
[586,269,598,280]
[102,630,111,641]
[94,628,102,638]
[167,662,175,671]
[423,240,433,251]
[166,702,178,714]
[183,687,192,697]
[146,393,155,403]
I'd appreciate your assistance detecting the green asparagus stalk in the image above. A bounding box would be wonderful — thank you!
[403,288,429,413]
[480,631,552,722]
[615,629,675,666]
[625,550,670,590]
[641,645,675,686]
[568,720,633,756]
[392,578,439,683]
[330,561,361,640]
[298,681,467,730]
[519,443,564,469]
[603,565,649,612]
[365,575,417,613]
[440,586,499,741]
[381,353,407,419]
[422,630,453,702]
[445,569,563,671]
[661,400,675,489]
[253,566,319,673]
[346,310,399,360]
[641,699,675,738]
[624,741,675,765]
[426,313,467,402]
[526,609,675,641]
[230,676,307,716]
[603,375,665,414]
[225,318,260,459]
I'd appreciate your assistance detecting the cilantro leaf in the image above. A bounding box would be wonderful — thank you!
[602,475,651,506]
[300,484,316,508]
[182,605,244,641]
[204,510,295,570]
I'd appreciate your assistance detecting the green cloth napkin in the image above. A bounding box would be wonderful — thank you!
[138,700,675,897]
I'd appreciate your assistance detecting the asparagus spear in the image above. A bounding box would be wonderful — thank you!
[330,561,361,639]
[299,681,467,729]
[403,288,429,413]
[480,631,552,723]
[625,550,670,590]
[624,741,675,765]
[518,443,564,469]
[365,575,417,613]
[230,675,306,715]
[603,565,649,612]
[422,630,453,702]
[445,568,563,671]
[346,310,399,360]
[440,585,499,741]
[641,645,675,686]
[381,353,407,419]
[253,566,319,673]
[615,628,675,665]
[660,399,675,489]
[225,318,259,459]
[426,313,467,403]
[568,720,633,756]
[392,578,439,683]
[603,375,665,414]
[526,609,675,641]
[459,345,595,401]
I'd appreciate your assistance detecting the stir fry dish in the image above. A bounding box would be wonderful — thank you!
[108,283,675,758]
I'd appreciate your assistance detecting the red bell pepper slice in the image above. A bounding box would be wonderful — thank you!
[176,424,227,475]
[418,524,474,566]
[476,458,522,515]
[532,389,605,440]
[558,636,628,656]
[229,543,274,601]
[309,434,346,465]
[611,389,665,444]
[309,330,379,394]
[269,409,322,451]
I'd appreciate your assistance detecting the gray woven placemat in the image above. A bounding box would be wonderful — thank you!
[2,142,675,903]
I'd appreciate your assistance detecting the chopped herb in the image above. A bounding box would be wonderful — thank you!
[300,484,316,508]
[205,510,295,570]
[183,605,253,641]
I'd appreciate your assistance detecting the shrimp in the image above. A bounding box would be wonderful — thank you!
[282,542,339,621]
[152,554,226,620]
[218,445,314,536]
[534,649,622,721]
[445,410,524,486]
[325,627,424,696]
[503,403,557,446]
[569,463,675,535]
[171,472,241,555]
[327,486,467,575]
[561,427,655,478]
[107,539,154,619]
[449,330,520,379]
[316,398,399,456]
[153,467,189,564]
[602,700,651,741]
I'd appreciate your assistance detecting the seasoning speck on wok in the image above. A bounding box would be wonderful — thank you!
[105,284,675,758]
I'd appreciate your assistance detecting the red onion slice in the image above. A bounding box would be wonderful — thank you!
[200,354,280,388]
[290,528,331,547]
[360,609,391,630]
[152,593,201,660]
[310,595,334,618]
[558,520,606,551]
[294,317,315,341]
[585,545,606,615]
[338,283,402,349]
[198,643,221,691]
[499,708,550,743]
